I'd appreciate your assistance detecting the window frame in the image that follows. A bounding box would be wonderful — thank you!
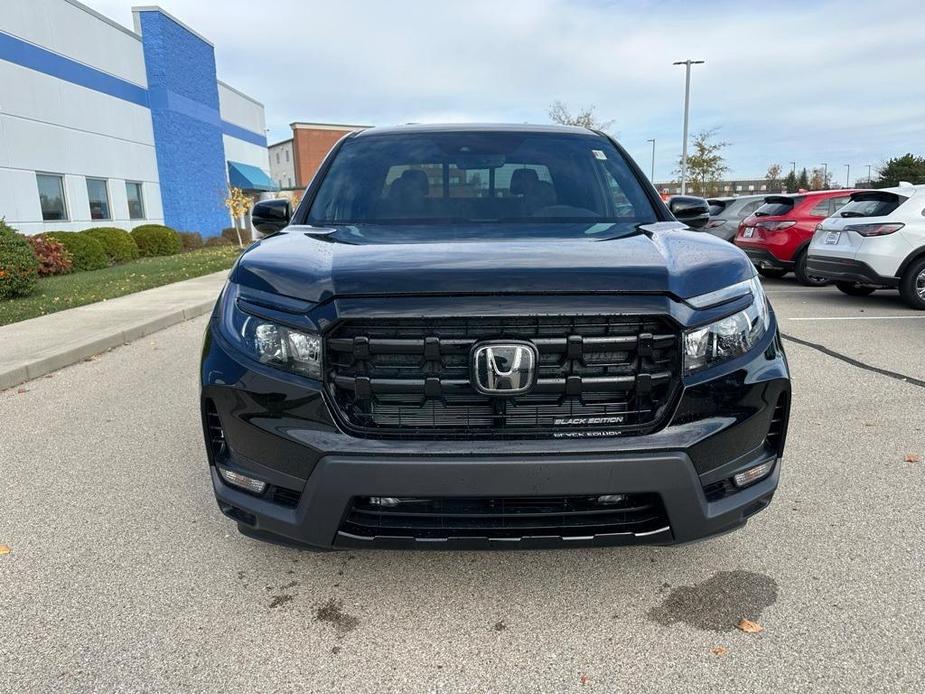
[86,177,112,221]
[36,172,69,221]
[125,181,146,220]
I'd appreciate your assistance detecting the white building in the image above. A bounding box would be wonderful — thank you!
[0,0,275,236]
[269,139,296,190]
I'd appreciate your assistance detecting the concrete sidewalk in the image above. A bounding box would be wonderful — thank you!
[0,270,228,391]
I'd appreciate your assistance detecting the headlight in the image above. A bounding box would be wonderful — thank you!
[683,276,769,374]
[220,285,322,379]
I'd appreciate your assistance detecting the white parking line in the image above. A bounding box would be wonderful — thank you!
[787,315,925,321]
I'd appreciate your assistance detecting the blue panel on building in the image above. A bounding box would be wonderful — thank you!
[137,9,228,237]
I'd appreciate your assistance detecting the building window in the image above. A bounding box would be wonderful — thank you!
[36,173,68,221]
[287,176,292,187]
[86,178,111,220]
[125,182,145,220]
[276,152,280,164]
[285,150,290,162]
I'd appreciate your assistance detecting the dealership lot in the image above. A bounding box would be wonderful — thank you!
[1,279,923,693]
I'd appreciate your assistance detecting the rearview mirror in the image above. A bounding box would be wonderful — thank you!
[251,199,291,234]
[668,195,710,229]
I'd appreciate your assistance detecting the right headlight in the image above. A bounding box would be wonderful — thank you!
[219,284,322,380]
[683,276,770,374]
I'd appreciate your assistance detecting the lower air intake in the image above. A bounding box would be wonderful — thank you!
[338,493,669,542]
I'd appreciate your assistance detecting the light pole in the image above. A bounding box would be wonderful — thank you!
[867,163,872,185]
[821,162,827,189]
[646,138,656,182]
[844,164,850,188]
[790,161,796,174]
[673,59,704,195]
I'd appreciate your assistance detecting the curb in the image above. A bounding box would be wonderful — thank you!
[0,299,215,392]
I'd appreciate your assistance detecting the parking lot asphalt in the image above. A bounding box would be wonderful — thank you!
[1,278,923,693]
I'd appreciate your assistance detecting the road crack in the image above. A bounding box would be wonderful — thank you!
[781,332,925,389]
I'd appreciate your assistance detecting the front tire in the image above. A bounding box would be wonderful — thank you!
[795,251,831,286]
[835,282,876,297]
[899,258,925,310]
[758,267,789,279]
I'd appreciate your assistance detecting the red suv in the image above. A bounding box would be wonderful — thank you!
[735,191,855,285]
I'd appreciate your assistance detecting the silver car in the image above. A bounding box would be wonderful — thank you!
[705,195,767,242]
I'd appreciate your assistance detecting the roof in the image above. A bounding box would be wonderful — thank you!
[354,122,598,138]
[268,138,293,148]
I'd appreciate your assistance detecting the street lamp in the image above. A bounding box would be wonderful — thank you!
[844,164,850,188]
[790,161,797,174]
[646,138,656,182]
[821,162,827,188]
[867,164,872,185]
[673,59,704,195]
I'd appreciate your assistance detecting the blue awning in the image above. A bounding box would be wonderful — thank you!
[227,161,278,192]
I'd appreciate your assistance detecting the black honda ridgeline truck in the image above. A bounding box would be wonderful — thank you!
[201,124,791,550]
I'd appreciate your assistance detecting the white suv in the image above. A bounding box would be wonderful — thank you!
[806,183,925,309]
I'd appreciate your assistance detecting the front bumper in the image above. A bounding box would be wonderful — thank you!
[805,255,899,287]
[201,298,791,550]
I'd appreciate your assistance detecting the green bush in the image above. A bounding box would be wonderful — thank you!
[0,220,40,299]
[81,227,139,264]
[178,231,204,251]
[42,231,108,272]
[204,235,233,247]
[131,224,182,257]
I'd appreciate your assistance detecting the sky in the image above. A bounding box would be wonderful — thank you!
[85,0,925,183]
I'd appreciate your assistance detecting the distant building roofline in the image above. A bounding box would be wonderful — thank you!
[269,137,293,148]
[291,122,372,131]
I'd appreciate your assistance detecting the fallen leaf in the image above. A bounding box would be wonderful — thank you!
[579,674,591,686]
[737,618,764,634]
[904,454,922,463]
[0,545,11,555]
[711,646,729,656]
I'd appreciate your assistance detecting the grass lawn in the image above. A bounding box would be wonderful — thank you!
[0,246,240,326]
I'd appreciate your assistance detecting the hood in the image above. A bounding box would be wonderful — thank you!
[232,223,754,304]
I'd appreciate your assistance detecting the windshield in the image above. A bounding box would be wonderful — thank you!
[307,131,658,227]
[754,197,800,217]
[838,193,907,218]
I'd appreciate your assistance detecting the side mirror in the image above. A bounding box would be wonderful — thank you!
[251,199,291,234]
[668,195,710,229]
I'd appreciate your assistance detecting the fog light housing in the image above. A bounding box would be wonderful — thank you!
[368,496,401,507]
[733,460,775,488]
[218,466,268,495]
[596,494,627,505]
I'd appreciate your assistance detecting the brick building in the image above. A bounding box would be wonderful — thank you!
[269,122,370,190]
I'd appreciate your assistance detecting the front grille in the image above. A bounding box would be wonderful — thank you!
[325,315,680,438]
[339,494,669,540]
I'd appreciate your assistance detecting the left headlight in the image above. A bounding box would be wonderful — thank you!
[683,276,770,374]
[220,285,322,379]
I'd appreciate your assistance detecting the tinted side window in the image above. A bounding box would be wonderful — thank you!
[809,199,831,217]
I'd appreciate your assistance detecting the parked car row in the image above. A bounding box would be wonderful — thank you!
[694,184,925,309]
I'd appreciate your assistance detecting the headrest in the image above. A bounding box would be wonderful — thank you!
[392,169,429,198]
[510,168,539,195]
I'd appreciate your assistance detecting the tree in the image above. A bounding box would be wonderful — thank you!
[783,170,798,193]
[674,129,729,197]
[547,101,614,132]
[809,167,832,191]
[765,163,782,193]
[872,153,925,188]
[796,167,809,191]
[223,186,251,247]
